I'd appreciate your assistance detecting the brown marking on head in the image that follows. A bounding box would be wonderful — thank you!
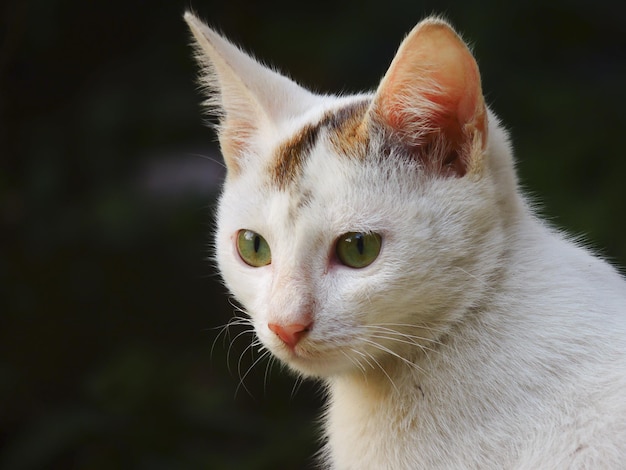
[269,99,372,189]
[325,99,371,159]
[271,123,321,189]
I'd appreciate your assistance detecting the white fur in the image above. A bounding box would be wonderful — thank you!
[185,13,626,469]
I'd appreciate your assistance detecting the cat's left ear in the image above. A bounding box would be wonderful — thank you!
[370,18,488,177]
[184,12,319,176]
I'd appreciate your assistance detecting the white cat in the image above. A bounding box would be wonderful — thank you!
[184,12,626,469]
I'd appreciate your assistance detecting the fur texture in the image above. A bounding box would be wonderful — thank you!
[185,12,626,469]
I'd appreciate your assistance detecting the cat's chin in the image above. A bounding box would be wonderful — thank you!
[267,344,357,378]
[284,357,354,379]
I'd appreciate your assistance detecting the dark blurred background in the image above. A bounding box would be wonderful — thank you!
[1,0,625,468]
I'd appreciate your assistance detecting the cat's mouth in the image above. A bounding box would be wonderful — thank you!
[272,340,329,361]
[261,321,426,377]
[264,334,361,377]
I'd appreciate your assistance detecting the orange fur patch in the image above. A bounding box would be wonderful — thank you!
[271,123,321,188]
[269,100,371,188]
[326,100,371,159]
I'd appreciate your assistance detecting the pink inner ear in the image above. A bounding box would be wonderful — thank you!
[374,21,488,175]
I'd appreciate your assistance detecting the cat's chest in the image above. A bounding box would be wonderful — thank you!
[324,377,447,467]
[325,388,501,470]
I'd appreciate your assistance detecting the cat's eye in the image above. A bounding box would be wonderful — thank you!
[335,232,382,268]
[237,230,271,267]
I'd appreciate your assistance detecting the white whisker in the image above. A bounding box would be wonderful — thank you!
[367,333,438,355]
[360,347,400,393]
[210,316,253,359]
[364,325,443,345]
[365,322,446,337]
[291,375,305,400]
[186,152,226,169]
[263,352,275,394]
[345,348,369,374]
[361,338,426,376]
[455,266,489,289]
[235,349,272,398]
[226,327,256,373]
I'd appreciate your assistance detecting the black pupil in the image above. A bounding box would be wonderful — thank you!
[355,234,364,255]
[253,235,260,253]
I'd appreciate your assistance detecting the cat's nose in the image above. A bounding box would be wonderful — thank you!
[268,322,312,348]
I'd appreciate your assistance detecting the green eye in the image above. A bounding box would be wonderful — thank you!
[336,232,382,268]
[237,230,271,267]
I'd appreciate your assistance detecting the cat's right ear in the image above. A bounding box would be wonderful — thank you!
[370,18,488,177]
[184,12,317,176]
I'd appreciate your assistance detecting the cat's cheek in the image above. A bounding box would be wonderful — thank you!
[216,232,275,324]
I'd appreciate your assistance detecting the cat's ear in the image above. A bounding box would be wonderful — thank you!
[184,12,318,175]
[371,18,488,177]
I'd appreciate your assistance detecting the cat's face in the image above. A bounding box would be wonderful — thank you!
[215,103,507,378]
[186,14,514,378]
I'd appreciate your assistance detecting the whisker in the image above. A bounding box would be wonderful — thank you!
[369,329,441,344]
[348,348,374,372]
[359,347,400,393]
[360,324,445,347]
[367,333,439,355]
[341,349,369,381]
[210,317,253,359]
[226,327,256,373]
[235,349,272,398]
[237,340,258,383]
[455,266,489,288]
[291,375,305,400]
[263,353,276,395]
[364,322,445,338]
[186,152,226,169]
[346,344,400,392]
[361,338,426,375]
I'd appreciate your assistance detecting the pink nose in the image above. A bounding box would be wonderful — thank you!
[268,322,312,348]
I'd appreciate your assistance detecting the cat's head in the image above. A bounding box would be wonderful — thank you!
[186,13,520,378]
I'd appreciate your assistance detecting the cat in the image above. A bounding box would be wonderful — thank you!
[184,12,626,469]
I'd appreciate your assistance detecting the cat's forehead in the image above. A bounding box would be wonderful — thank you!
[267,98,372,189]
